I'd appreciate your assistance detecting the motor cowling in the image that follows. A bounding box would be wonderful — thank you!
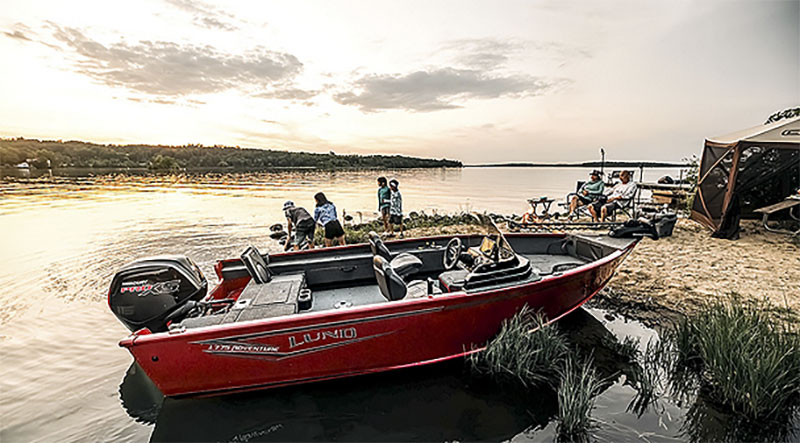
[109,255,207,333]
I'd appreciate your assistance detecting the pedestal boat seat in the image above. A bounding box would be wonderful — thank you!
[367,231,423,279]
[372,256,428,301]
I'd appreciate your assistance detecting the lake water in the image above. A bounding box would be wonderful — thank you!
[2,167,792,442]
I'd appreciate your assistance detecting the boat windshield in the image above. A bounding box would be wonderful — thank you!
[472,213,517,262]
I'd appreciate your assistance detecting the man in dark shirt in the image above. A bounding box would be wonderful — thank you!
[283,200,315,250]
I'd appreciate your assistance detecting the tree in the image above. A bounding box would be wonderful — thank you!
[149,154,181,171]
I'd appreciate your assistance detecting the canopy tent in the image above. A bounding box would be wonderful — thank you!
[690,117,800,239]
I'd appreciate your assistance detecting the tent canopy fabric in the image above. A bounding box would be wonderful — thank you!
[691,117,800,239]
[706,116,800,146]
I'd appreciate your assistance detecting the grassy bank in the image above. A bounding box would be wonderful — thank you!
[309,212,484,245]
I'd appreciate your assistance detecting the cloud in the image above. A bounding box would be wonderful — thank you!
[2,23,38,42]
[333,68,565,112]
[255,88,320,101]
[46,24,304,96]
[3,30,32,41]
[441,39,524,70]
[442,38,592,70]
[164,0,240,31]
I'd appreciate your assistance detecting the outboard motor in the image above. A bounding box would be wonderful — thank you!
[108,255,207,333]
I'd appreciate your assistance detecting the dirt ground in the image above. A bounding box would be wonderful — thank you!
[603,218,800,321]
[401,218,800,323]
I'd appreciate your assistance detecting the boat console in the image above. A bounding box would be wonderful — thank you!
[437,218,537,292]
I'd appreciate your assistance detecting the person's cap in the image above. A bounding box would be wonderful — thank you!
[389,179,399,186]
[590,170,603,176]
[282,200,294,211]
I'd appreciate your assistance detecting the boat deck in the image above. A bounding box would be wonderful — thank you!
[306,253,589,313]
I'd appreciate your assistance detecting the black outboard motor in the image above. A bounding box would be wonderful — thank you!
[108,256,207,333]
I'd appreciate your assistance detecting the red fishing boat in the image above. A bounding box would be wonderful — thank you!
[108,218,637,397]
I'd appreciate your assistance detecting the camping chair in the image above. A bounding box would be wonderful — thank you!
[606,197,636,221]
[605,171,640,221]
[559,180,594,219]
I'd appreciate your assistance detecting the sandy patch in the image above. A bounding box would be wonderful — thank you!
[606,219,800,318]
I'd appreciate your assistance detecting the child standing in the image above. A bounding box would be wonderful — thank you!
[377,177,391,235]
[388,179,404,238]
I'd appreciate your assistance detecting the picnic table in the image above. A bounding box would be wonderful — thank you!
[754,195,800,237]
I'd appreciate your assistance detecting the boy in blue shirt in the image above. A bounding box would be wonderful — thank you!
[377,177,391,235]
[388,179,404,238]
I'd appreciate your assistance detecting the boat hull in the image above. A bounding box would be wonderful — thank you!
[120,237,633,397]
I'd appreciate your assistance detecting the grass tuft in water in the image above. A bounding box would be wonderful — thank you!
[626,338,666,417]
[468,305,569,388]
[602,334,640,363]
[556,356,603,442]
[664,295,800,422]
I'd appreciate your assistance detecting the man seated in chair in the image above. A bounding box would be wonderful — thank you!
[590,170,636,222]
[566,170,605,219]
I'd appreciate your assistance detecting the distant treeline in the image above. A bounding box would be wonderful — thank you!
[0,138,462,170]
[469,161,688,168]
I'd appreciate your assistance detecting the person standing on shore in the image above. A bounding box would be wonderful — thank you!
[314,192,346,247]
[283,201,315,250]
[388,179,404,238]
[377,177,391,234]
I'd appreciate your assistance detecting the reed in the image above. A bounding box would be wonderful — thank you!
[556,356,603,441]
[468,305,569,388]
[627,338,665,416]
[602,334,640,363]
[665,296,800,421]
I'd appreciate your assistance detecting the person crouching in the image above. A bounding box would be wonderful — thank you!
[283,200,315,250]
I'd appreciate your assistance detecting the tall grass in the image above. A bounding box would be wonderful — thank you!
[627,338,665,417]
[664,296,800,421]
[602,335,640,363]
[468,305,569,387]
[556,356,603,442]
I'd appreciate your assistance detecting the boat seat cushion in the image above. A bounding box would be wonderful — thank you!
[368,231,422,278]
[373,256,429,301]
[439,269,469,292]
[406,280,428,299]
[390,253,423,278]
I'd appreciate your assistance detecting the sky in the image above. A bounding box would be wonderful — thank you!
[0,0,797,164]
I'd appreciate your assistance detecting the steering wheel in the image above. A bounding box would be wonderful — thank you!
[443,237,462,270]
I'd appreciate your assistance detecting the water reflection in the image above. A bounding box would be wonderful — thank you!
[117,308,650,442]
[123,360,543,442]
[680,384,800,443]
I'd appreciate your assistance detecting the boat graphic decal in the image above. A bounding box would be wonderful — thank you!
[199,330,394,360]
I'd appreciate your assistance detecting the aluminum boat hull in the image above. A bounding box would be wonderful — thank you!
[118,233,636,397]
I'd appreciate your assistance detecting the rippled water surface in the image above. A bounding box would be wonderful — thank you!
[5,167,790,442]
